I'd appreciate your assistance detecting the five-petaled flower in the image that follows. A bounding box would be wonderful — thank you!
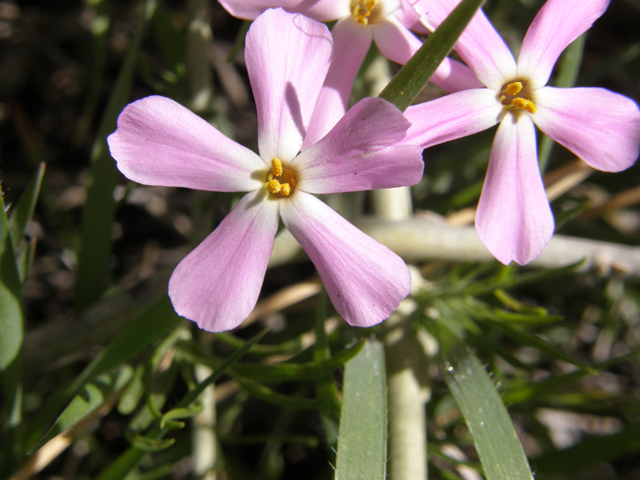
[405,0,640,265]
[107,8,424,332]
[218,0,482,148]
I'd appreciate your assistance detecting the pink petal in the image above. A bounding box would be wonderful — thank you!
[397,0,429,33]
[294,98,424,193]
[372,17,481,92]
[108,96,264,192]
[168,190,279,332]
[413,0,516,90]
[218,0,349,22]
[302,18,373,150]
[403,88,503,148]
[246,9,333,162]
[517,0,610,88]
[534,86,640,172]
[280,192,411,327]
[476,114,554,265]
[430,57,484,93]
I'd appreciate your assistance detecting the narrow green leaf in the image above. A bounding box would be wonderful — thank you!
[118,364,146,415]
[235,377,326,410]
[8,162,45,253]
[29,366,134,453]
[17,238,36,286]
[441,345,533,480]
[160,405,203,429]
[128,435,175,453]
[0,191,25,435]
[75,0,159,311]
[378,0,485,111]
[335,341,387,480]
[0,193,23,371]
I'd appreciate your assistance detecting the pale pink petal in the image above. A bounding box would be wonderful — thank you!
[534,86,640,172]
[403,88,503,148]
[168,190,279,332]
[246,9,333,162]
[476,114,554,265]
[398,0,429,33]
[218,0,349,22]
[518,0,609,88]
[413,0,516,89]
[302,18,372,150]
[372,17,480,92]
[430,57,484,93]
[294,98,424,193]
[108,96,264,192]
[280,192,411,327]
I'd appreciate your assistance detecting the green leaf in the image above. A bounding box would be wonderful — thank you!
[128,435,175,453]
[74,0,159,311]
[335,341,387,480]
[160,406,203,429]
[118,364,146,415]
[8,162,45,255]
[0,193,23,371]
[235,377,326,409]
[378,0,485,112]
[441,344,533,480]
[29,366,134,453]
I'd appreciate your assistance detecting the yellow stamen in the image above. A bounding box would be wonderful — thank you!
[511,97,537,114]
[271,157,283,177]
[266,157,297,198]
[505,81,523,96]
[267,178,282,195]
[351,0,378,25]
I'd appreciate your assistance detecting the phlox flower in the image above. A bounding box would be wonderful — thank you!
[218,0,482,147]
[107,8,424,332]
[405,0,640,265]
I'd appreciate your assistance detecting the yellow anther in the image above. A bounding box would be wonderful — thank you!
[266,159,297,198]
[511,97,537,114]
[505,81,523,96]
[267,178,282,195]
[351,0,378,25]
[271,157,283,177]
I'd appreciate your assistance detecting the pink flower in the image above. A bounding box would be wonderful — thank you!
[107,8,424,332]
[218,0,482,147]
[405,0,640,265]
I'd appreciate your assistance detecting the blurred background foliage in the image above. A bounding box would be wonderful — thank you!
[1,0,640,479]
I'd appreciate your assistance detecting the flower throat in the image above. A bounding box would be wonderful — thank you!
[498,81,537,114]
[351,0,381,25]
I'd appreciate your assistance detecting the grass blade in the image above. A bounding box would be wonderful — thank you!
[379,0,485,112]
[335,341,387,480]
[74,0,158,311]
[441,343,533,480]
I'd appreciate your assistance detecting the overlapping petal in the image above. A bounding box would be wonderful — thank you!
[246,8,333,162]
[403,88,503,148]
[107,96,265,192]
[518,0,610,87]
[280,192,411,326]
[302,18,372,149]
[168,190,279,332]
[413,0,516,89]
[296,98,424,193]
[218,0,349,22]
[476,114,554,265]
[534,86,640,172]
